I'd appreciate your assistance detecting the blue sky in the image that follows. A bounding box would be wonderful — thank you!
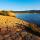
[0,0,40,11]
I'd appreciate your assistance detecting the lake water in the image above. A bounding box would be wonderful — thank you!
[16,13,40,26]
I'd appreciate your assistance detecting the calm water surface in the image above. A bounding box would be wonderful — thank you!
[16,13,40,26]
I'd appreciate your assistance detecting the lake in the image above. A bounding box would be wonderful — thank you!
[16,13,40,26]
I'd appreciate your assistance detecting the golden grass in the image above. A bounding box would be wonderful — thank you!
[0,15,40,33]
[0,15,27,28]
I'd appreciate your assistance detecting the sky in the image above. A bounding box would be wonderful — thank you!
[0,0,40,11]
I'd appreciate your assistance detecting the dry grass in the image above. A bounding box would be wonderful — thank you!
[0,11,40,40]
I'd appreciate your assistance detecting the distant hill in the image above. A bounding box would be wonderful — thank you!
[0,10,40,13]
[11,10,40,13]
